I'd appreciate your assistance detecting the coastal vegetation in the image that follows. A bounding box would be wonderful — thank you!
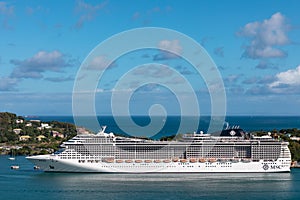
[0,112,77,155]
[1,112,300,162]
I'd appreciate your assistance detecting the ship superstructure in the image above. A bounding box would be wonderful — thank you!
[27,126,291,173]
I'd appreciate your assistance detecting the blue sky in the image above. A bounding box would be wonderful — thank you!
[0,0,300,116]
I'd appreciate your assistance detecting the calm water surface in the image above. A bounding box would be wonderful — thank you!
[1,156,299,200]
[28,116,300,139]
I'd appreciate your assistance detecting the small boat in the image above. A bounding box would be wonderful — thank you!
[9,149,16,160]
[116,159,123,163]
[199,158,206,163]
[135,160,142,163]
[34,165,40,170]
[154,159,161,163]
[208,158,217,163]
[172,158,179,162]
[180,159,187,163]
[163,159,171,163]
[190,158,197,163]
[10,165,19,170]
[144,160,152,163]
[125,160,133,163]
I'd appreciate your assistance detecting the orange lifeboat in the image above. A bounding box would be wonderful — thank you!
[180,159,187,163]
[163,159,171,163]
[208,158,217,163]
[154,159,161,163]
[104,158,114,163]
[125,160,133,163]
[144,160,152,163]
[135,160,142,163]
[190,158,197,163]
[199,158,206,163]
[172,158,179,162]
[116,159,123,163]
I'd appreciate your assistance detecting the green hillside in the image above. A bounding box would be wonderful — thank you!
[0,112,77,155]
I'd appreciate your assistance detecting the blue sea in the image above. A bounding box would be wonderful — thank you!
[0,156,299,200]
[26,115,300,138]
[2,115,299,199]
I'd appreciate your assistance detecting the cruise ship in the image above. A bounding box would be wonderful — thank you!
[26,126,291,173]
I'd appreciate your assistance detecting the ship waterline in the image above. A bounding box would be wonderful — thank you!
[26,126,291,173]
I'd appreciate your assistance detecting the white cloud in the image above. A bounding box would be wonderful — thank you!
[132,6,172,25]
[74,0,107,29]
[10,50,72,79]
[269,65,300,88]
[0,1,14,29]
[25,5,49,16]
[154,40,182,60]
[132,12,140,20]
[214,47,224,57]
[225,74,240,84]
[243,66,300,95]
[44,75,74,82]
[255,60,277,70]
[158,39,182,54]
[0,1,14,15]
[165,76,185,85]
[85,55,115,70]
[132,64,174,78]
[0,92,73,115]
[0,77,18,91]
[238,12,290,59]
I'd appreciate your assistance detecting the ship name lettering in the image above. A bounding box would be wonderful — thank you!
[270,165,281,169]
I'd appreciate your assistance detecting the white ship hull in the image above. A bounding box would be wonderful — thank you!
[27,155,290,173]
[26,127,292,173]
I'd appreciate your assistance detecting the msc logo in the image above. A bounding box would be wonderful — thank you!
[263,164,269,171]
[262,164,281,170]
[270,165,281,169]
[263,164,269,170]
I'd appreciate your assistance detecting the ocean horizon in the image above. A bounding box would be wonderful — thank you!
[24,115,300,139]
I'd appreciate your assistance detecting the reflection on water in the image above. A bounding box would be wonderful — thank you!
[1,156,299,200]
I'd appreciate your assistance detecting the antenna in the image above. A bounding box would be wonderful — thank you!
[224,122,229,130]
[101,126,107,133]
